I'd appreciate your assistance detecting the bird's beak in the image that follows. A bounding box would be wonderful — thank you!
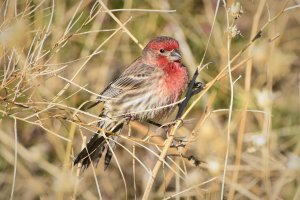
[168,50,182,61]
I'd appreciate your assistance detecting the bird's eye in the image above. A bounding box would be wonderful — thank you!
[159,49,165,53]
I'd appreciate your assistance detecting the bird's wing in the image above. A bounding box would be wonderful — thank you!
[98,58,159,101]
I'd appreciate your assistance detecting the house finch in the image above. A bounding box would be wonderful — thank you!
[74,36,188,169]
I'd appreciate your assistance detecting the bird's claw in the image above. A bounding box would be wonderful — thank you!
[124,113,136,124]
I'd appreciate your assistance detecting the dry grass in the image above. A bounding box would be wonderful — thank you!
[0,0,299,199]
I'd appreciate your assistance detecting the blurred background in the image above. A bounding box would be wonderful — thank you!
[0,0,299,199]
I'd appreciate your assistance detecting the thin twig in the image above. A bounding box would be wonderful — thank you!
[97,0,144,49]
[163,176,218,200]
[220,1,233,199]
[10,118,18,200]
[142,121,182,200]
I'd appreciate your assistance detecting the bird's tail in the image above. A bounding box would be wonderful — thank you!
[73,116,124,170]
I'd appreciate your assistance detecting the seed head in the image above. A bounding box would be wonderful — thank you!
[230,2,244,20]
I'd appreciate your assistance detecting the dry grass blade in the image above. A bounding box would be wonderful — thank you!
[0,1,299,199]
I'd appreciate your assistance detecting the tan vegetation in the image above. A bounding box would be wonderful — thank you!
[0,0,299,199]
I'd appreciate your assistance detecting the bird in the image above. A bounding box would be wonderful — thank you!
[74,36,189,170]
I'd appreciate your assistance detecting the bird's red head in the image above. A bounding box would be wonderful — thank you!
[143,36,182,67]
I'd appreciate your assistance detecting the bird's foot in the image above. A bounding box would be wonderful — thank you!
[124,113,136,124]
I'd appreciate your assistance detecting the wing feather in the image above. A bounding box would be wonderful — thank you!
[98,58,160,101]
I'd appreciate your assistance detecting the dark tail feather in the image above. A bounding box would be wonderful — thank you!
[74,122,124,170]
[104,147,113,170]
[103,135,118,170]
[73,132,106,169]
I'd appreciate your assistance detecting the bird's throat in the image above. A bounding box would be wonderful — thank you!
[161,62,188,99]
